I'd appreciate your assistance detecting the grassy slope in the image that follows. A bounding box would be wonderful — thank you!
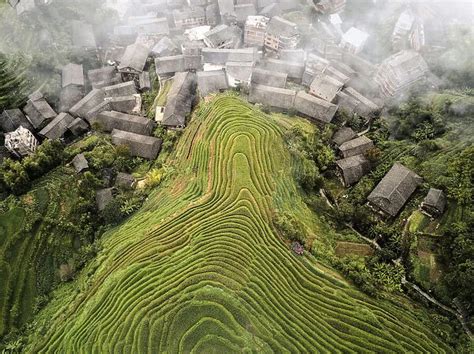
[0,168,91,339]
[26,95,451,353]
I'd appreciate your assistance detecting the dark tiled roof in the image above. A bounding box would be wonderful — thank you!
[368,163,423,217]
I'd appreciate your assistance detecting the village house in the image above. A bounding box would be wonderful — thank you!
[162,72,197,127]
[338,87,380,118]
[338,136,374,158]
[197,70,229,96]
[1,109,34,133]
[225,61,254,87]
[264,16,299,52]
[421,188,446,218]
[118,43,150,78]
[173,6,207,30]
[59,86,84,113]
[23,95,57,130]
[111,129,163,160]
[106,95,142,115]
[244,16,269,47]
[69,88,106,122]
[251,67,287,88]
[67,117,89,137]
[115,172,136,189]
[72,153,89,173]
[62,63,84,88]
[104,81,138,97]
[96,188,114,211]
[340,27,369,55]
[332,127,357,146]
[336,154,371,186]
[139,72,151,92]
[260,3,282,18]
[155,55,186,77]
[4,126,39,158]
[294,91,338,124]
[374,50,429,97]
[39,112,75,140]
[309,73,344,102]
[95,111,155,135]
[202,48,259,65]
[280,49,306,63]
[264,58,305,81]
[368,163,423,217]
[249,84,296,110]
[203,24,242,49]
[88,67,121,89]
[151,36,179,57]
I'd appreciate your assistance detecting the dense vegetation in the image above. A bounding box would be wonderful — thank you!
[18,96,452,352]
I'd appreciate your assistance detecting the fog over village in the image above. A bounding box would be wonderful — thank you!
[0,0,473,352]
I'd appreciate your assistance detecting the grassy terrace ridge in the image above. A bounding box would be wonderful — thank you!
[26,95,451,353]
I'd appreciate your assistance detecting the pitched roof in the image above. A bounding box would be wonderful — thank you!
[338,135,374,158]
[155,55,185,75]
[163,72,197,127]
[336,154,370,186]
[23,98,57,129]
[197,70,228,96]
[251,67,287,88]
[39,113,75,140]
[266,16,298,38]
[264,58,305,80]
[332,127,357,146]
[69,89,106,120]
[204,24,242,48]
[248,84,296,110]
[151,36,179,57]
[118,43,150,73]
[422,188,446,214]
[67,117,89,136]
[96,188,114,211]
[62,63,84,88]
[202,48,258,65]
[225,61,253,81]
[310,73,344,102]
[96,111,154,135]
[72,153,89,173]
[294,91,338,123]
[104,81,137,97]
[1,109,34,132]
[111,129,162,160]
[368,163,423,217]
[59,85,84,113]
[115,172,136,188]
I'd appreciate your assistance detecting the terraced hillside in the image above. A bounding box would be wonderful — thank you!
[27,95,451,352]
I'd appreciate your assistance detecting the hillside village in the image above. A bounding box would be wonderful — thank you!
[2,0,445,218]
[0,0,473,350]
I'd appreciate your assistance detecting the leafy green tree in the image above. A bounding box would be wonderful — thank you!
[0,53,30,109]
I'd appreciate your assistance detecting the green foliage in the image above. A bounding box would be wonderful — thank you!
[439,213,474,316]
[0,53,30,109]
[0,140,64,195]
[388,98,447,141]
[273,211,307,244]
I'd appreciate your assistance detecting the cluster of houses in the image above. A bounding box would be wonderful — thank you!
[1,0,448,219]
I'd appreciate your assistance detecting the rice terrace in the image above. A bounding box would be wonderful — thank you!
[22,96,452,353]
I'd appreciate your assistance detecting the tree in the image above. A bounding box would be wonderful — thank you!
[0,53,30,109]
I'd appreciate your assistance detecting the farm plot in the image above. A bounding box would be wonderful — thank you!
[27,96,452,353]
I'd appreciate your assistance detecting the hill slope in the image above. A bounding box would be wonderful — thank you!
[27,96,451,352]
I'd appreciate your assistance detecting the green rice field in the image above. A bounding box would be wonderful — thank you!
[25,96,452,352]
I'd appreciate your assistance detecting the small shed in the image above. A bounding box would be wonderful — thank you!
[338,136,374,158]
[336,154,371,186]
[421,188,446,218]
[115,172,136,189]
[72,153,89,173]
[332,127,357,146]
[96,188,114,211]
